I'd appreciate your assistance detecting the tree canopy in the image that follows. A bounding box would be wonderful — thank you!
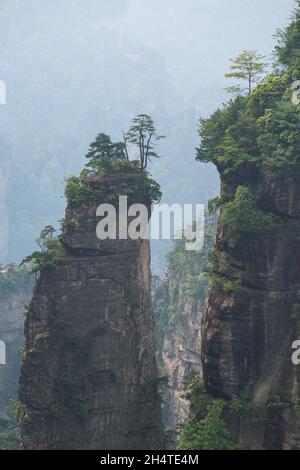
[275,1,300,73]
[85,133,127,175]
[198,6,300,177]
[83,115,164,176]
[225,50,267,94]
[124,114,165,170]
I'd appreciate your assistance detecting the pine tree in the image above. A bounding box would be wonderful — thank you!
[124,114,164,170]
[85,133,127,174]
[177,401,235,450]
[225,50,267,94]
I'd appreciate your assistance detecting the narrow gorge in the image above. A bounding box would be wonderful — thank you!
[154,222,214,431]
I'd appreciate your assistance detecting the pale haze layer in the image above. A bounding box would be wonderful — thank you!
[0,0,295,271]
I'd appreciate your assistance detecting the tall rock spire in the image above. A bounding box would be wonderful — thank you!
[19,172,162,450]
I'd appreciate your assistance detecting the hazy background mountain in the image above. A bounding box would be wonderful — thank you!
[0,0,295,272]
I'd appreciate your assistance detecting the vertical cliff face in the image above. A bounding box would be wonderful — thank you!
[20,174,162,450]
[197,7,300,448]
[202,168,300,449]
[0,267,33,411]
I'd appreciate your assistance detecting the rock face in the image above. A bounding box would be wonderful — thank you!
[0,269,33,412]
[202,171,300,449]
[20,175,162,450]
[154,234,212,430]
[156,279,203,428]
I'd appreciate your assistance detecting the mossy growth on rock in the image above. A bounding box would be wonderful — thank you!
[177,376,264,450]
[220,186,280,242]
[177,376,235,450]
[64,169,161,208]
[209,273,243,295]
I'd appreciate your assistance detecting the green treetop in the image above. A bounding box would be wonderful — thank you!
[85,133,127,175]
[225,50,267,94]
[275,1,300,75]
[124,114,165,171]
[84,115,164,175]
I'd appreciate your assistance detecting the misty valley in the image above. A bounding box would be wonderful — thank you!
[0,0,300,457]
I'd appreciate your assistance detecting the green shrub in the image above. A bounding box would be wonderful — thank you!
[177,401,235,450]
[21,226,65,274]
[9,400,27,423]
[228,397,264,425]
[220,186,279,242]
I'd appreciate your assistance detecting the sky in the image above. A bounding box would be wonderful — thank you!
[103,0,296,111]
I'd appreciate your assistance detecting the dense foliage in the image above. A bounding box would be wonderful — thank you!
[84,133,127,175]
[177,377,235,450]
[195,2,300,275]
[220,185,279,242]
[65,126,162,207]
[65,170,162,207]
[177,376,264,450]
[177,401,235,451]
[198,3,300,177]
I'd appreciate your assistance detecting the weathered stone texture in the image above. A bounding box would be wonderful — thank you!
[20,177,162,450]
[0,274,33,411]
[202,171,300,449]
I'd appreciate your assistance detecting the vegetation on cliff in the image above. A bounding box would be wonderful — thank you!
[21,225,65,275]
[154,218,215,356]
[0,267,33,449]
[177,376,265,450]
[198,4,300,177]
[22,119,163,273]
[153,217,215,439]
[65,116,163,207]
[179,1,300,450]
[195,1,300,294]
[177,377,235,450]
